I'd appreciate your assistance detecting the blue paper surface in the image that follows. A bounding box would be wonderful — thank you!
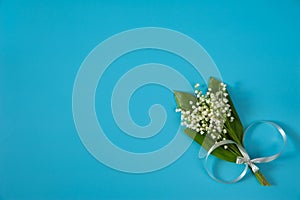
[1,0,300,199]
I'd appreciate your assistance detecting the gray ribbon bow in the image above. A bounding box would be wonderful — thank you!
[204,121,287,184]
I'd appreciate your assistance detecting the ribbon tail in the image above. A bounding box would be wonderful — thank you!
[248,162,259,173]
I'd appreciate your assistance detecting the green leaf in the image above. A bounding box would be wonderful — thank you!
[173,90,197,111]
[225,94,244,146]
[208,77,221,93]
[209,77,244,146]
[184,128,238,162]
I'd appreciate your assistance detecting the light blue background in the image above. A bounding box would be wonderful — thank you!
[1,0,300,199]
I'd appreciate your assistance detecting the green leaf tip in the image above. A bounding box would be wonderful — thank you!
[173,90,197,111]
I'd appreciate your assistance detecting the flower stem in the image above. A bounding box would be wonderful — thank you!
[254,170,271,186]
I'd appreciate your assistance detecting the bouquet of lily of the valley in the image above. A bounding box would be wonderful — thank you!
[174,77,272,186]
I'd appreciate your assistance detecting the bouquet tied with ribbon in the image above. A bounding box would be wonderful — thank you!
[174,77,286,186]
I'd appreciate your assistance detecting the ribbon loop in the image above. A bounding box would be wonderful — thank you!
[204,121,286,184]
